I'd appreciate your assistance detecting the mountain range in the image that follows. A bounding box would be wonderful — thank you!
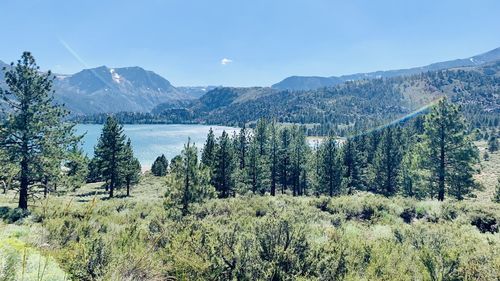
[272,47,500,90]
[180,60,500,135]
[0,62,209,115]
[52,66,195,114]
[1,46,499,118]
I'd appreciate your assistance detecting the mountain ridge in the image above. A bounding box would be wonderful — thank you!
[53,65,194,114]
[272,47,500,90]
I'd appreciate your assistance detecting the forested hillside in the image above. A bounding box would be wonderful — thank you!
[155,61,499,135]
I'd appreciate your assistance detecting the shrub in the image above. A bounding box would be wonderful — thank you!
[470,212,498,233]
[0,207,29,223]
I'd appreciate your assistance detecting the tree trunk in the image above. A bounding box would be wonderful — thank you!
[109,182,114,198]
[19,157,29,210]
[43,176,48,198]
[271,163,276,196]
[126,180,130,197]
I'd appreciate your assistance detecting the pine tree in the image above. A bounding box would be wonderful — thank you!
[447,141,479,200]
[169,155,183,174]
[237,126,248,170]
[93,116,127,198]
[278,127,292,193]
[64,144,89,190]
[151,154,168,176]
[341,139,362,195]
[213,131,235,198]
[87,155,104,183]
[201,128,216,168]
[123,139,141,196]
[318,135,342,196]
[165,139,214,216]
[353,134,370,190]
[371,127,402,196]
[400,143,427,199]
[0,52,79,210]
[290,126,309,196]
[422,99,478,201]
[255,118,268,156]
[246,137,269,194]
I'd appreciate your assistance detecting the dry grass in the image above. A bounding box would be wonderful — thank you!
[474,140,500,202]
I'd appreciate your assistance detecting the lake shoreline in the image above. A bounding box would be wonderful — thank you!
[76,124,239,170]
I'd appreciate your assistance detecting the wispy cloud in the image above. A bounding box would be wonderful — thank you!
[221,58,233,65]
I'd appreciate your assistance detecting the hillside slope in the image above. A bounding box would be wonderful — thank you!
[171,61,500,133]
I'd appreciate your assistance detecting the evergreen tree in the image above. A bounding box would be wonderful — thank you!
[255,118,268,156]
[237,126,248,170]
[64,144,89,190]
[0,52,79,210]
[447,141,479,200]
[246,137,269,194]
[371,127,402,196]
[341,139,362,195]
[201,128,216,168]
[290,126,309,196]
[400,143,427,199]
[123,139,141,196]
[278,127,292,193]
[169,155,183,174]
[353,134,370,190]
[151,154,168,176]
[213,131,235,198]
[93,116,127,198]
[87,156,102,183]
[165,139,214,216]
[422,99,478,201]
[318,135,342,196]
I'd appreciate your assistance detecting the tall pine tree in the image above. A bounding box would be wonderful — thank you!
[422,99,478,201]
[371,127,402,196]
[278,127,292,193]
[0,52,79,210]
[201,128,216,168]
[213,131,235,198]
[165,139,214,216]
[318,135,342,196]
[94,116,126,198]
[341,139,362,195]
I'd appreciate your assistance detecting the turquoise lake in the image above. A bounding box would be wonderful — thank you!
[76,124,238,170]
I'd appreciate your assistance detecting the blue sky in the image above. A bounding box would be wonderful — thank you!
[1,0,499,86]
